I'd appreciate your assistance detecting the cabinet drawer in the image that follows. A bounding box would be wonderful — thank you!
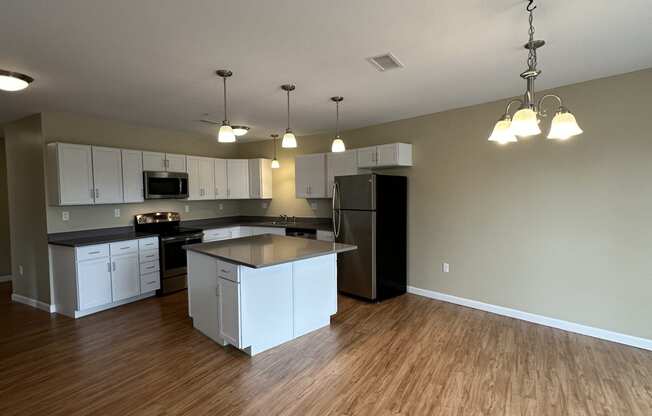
[76,244,110,262]
[203,228,232,241]
[140,272,160,292]
[216,260,239,282]
[138,237,159,251]
[139,249,159,263]
[110,240,138,256]
[140,261,160,275]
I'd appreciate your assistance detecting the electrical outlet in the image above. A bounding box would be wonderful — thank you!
[310,202,318,210]
[62,211,69,221]
[218,203,223,211]
[185,205,190,213]
[18,265,24,276]
[114,208,121,218]
[262,202,268,209]
[442,262,450,273]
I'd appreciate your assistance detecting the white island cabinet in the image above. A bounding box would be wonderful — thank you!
[186,234,356,356]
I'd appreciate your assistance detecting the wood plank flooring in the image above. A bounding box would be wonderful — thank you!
[1,281,651,415]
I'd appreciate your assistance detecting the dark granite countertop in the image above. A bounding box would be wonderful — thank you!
[48,227,158,247]
[182,216,333,231]
[184,234,356,269]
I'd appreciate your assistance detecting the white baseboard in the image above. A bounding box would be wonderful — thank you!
[0,275,12,283]
[11,293,56,313]
[407,286,652,352]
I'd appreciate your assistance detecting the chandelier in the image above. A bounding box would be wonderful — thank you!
[489,0,583,145]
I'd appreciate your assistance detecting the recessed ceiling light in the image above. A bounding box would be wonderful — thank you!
[366,53,404,72]
[232,126,250,136]
[0,69,34,92]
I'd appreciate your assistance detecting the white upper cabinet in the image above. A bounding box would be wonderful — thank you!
[47,143,95,206]
[326,150,358,197]
[166,153,187,173]
[227,159,250,199]
[187,156,215,200]
[356,143,413,168]
[142,151,186,172]
[214,159,228,200]
[121,149,144,203]
[249,158,273,199]
[295,153,327,198]
[91,146,124,204]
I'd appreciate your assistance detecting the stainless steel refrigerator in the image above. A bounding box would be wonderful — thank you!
[333,173,407,301]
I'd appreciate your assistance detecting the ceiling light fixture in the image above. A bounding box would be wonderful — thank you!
[488,0,582,145]
[270,134,280,169]
[281,84,297,148]
[0,69,34,92]
[232,126,250,136]
[216,69,236,143]
[330,96,345,152]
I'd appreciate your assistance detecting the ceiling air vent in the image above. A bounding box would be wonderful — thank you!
[366,53,404,72]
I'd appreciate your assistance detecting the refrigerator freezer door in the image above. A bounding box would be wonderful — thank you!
[336,209,376,300]
[334,174,376,211]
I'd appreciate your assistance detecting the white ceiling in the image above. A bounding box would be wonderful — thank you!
[1,0,651,142]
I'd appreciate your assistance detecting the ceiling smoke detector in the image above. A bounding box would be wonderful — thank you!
[366,53,404,72]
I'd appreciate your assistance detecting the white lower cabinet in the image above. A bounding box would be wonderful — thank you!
[77,258,112,310]
[50,237,161,318]
[218,276,242,348]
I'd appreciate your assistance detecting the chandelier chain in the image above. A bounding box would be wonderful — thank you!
[527,2,537,71]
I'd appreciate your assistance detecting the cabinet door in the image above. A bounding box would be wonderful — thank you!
[295,153,326,198]
[121,149,144,203]
[214,159,228,199]
[376,143,398,167]
[326,150,358,197]
[260,159,273,199]
[92,146,124,204]
[56,143,95,205]
[142,151,166,171]
[356,146,378,168]
[77,258,112,310]
[218,277,242,348]
[199,157,215,200]
[165,153,187,173]
[111,254,140,302]
[186,156,202,200]
[248,159,262,199]
[226,160,250,199]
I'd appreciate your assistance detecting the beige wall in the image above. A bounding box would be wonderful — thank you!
[240,68,652,340]
[0,137,11,276]
[3,115,50,303]
[42,112,240,233]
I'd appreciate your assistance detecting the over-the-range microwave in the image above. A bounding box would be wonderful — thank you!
[143,171,189,199]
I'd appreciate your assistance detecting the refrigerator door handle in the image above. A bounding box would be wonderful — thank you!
[332,181,342,238]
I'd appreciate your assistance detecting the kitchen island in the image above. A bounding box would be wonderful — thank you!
[185,234,356,356]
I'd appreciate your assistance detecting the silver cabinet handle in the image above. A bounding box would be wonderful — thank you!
[112,262,116,272]
[120,246,130,250]
[145,254,155,258]
[146,265,155,270]
[146,280,157,285]
[107,262,111,272]
[89,251,101,255]
[220,269,230,273]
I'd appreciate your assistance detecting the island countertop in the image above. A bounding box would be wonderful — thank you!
[184,234,356,268]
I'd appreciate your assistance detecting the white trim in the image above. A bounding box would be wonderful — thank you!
[11,293,57,313]
[68,291,156,319]
[0,275,12,283]
[407,286,652,352]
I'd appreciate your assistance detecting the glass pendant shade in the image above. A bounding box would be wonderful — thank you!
[331,137,346,152]
[232,126,249,136]
[511,108,541,137]
[282,131,297,148]
[218,124,236,143]
[488,118,517,144]
[547,110,583,140]
[271,159,280,169]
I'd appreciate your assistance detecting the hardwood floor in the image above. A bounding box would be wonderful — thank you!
[1,282,651,415]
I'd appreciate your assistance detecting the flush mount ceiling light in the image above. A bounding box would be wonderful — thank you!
[330,96,346,153]
[216,69,236,143]
[488,0,583,145]
[0,69,34,92]
[232,126,250,136]
[270,134,280,169]
[281,84,298,148]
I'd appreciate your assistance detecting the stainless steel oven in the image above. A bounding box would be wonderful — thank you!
[160,232,203,293]
[144,171,189,199]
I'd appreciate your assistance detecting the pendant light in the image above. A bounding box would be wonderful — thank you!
[330,96,346,152]
[0,69,33,92]
[281,84,297,148]
[216,70,236,143]
[488,0,582,144]
[270,134,280,169]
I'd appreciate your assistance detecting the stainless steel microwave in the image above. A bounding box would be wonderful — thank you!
[143,171,189,199]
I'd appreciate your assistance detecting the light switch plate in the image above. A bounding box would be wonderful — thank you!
[18,265,24,276]
[114,208,121,218]
[62,211,69,221]
[442,262,450,273]
[219,203,223,210]
[185,205,190,213]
